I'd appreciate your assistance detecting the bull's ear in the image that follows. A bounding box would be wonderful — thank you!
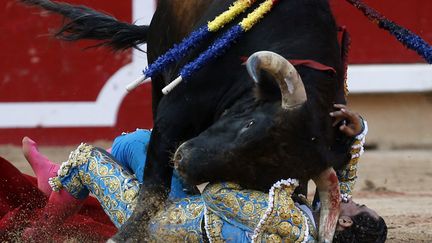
[247,51,307,110]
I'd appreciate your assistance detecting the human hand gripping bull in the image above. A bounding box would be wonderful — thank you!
[18,0,429,242]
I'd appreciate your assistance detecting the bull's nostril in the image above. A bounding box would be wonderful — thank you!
[173,151,183,168]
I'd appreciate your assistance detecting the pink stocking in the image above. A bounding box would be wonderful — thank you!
[22,137,60,197]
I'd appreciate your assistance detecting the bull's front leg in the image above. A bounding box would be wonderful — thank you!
[110,129,174,242]
[111,185,168,242]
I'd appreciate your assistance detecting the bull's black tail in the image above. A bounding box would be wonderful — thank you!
[20,0,148,51]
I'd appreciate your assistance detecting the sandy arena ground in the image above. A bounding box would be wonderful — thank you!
[1,143,431,242]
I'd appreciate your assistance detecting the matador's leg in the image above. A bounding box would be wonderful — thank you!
[49,143,140,228]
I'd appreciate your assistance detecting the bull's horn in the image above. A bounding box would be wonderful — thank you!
[313,167,341,243]
[246,51,307,110]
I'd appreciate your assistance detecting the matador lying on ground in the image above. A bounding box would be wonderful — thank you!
[1,105,387,242]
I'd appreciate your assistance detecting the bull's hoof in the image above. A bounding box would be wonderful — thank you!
[109,235,143,243]
[109,233,141,243]
[110,220,149,243]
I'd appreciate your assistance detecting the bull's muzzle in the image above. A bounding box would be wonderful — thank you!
[173,142,194,184]
[173,143,187,171]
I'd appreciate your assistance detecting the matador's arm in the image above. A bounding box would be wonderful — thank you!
[337,119,368,202]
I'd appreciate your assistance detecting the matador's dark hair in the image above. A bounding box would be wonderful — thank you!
[333,212,387,243]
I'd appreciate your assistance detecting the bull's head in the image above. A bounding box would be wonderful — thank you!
[173,51,328,190]
[174,51,340,242]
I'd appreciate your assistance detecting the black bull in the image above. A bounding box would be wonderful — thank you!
[21,0,354,241]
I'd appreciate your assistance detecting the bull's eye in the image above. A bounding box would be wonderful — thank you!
[239,120,255,134]
[245,120,255,128]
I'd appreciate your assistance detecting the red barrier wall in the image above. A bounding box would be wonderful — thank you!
[0,0,430,145]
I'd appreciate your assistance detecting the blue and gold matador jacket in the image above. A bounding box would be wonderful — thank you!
[148,180,317,242]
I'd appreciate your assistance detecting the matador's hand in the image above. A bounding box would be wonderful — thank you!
[329,104,363,137]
